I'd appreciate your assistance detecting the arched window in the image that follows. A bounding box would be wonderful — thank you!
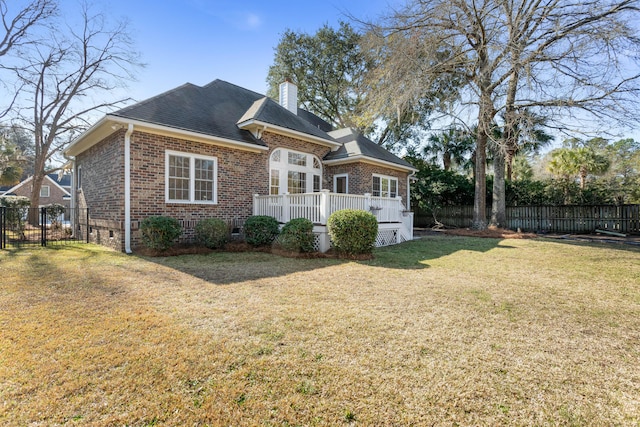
[269,148,322,195]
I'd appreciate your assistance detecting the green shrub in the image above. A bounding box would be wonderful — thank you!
[195,218,229,249]
[140,216,182,251]
[44,203,66,229]
[244,215,279,246]
[276,217,315,252]
[327,209,378,256]
[0,196,30,236]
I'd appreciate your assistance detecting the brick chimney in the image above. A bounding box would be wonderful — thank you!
[279,79,297,115]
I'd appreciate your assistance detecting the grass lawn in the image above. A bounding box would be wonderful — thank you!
[1,236,639,426]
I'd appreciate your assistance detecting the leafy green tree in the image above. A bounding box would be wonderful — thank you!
[267,22,369,131]
[267,22,451,151]
[407,155,474,222]
[0,135,24,185]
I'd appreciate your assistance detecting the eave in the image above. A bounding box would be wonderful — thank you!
[65,115,269,157]
[323,154,418,173]
[237,119,342,150]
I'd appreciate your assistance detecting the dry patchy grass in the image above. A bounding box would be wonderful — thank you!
[1,236,639,426]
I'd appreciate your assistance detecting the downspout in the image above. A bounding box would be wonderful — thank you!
[124,123,134,254]
[406,171,415,210]
[62,153,76,235]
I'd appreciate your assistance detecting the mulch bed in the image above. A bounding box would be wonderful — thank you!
[441,227,539,239]
[134,241,373,260]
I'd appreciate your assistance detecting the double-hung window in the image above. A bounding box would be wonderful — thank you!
[40,185,50,198]
[166,150,217,203]
[372,174,398,198]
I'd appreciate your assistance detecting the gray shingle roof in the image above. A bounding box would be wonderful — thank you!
[108,79,413,171]
[237,96,335,142]
[112,80,266,147]
[325,128,415,170]
[112,79,337,147]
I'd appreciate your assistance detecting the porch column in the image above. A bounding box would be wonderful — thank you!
[319,189,330,225]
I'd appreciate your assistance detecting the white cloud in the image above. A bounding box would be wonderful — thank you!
[244,13,262,29]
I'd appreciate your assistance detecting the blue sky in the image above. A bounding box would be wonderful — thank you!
[81,0,401,102]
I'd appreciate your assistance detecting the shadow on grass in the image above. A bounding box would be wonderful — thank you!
[138,235,511,284]
[540,235,640,254]
[364,234,511,270]
[137,250,347,285]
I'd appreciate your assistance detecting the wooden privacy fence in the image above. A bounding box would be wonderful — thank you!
[424,205,640,234]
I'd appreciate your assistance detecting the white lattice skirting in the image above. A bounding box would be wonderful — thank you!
[313,223,409,253]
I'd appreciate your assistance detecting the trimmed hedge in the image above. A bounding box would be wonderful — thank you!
[244,215,280,246]
[327,209,378,256]
[140,216,182,251]
[277,217,315,253]
[195,218,229,249]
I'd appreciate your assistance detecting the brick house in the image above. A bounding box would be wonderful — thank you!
[63,80,416,253]
[2,173,72,209]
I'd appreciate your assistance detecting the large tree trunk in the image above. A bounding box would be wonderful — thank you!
[491,146,506,228]
[472,120,488,229]
[28,171,44,226]
[472,70,494,230]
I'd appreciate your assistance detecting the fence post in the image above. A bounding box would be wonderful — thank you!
[1,207,5,249]
[40,207,46,247]
[86,209,90,243]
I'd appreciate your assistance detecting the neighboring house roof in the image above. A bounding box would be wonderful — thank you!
[324,128,417,172]
[3,174,72,198]
[47,173,71,189]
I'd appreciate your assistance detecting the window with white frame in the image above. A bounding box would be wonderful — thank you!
[269,148,322,194]
[334,174,348,194]
[40,185,50,198]
[166,150,217,203]
[372,174,398,198]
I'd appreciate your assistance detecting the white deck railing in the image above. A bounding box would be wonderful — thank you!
[253,190,406,225]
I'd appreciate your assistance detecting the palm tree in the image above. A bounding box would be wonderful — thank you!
[423,127,474,172]
[547,146,610,189]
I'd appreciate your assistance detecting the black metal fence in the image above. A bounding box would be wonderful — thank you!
[0,207,89,249]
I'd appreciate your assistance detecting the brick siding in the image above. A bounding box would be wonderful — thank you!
[75,128,410,252]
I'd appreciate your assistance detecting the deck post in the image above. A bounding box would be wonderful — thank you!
[364,193,372,210]
[282,192,291,223]
[319,189,330,225]
[253,194,259,216]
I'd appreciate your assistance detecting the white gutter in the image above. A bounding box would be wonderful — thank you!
[124,123,134,254]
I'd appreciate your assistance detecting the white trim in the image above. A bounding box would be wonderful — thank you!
[39,185,50,198]
[333,173,349,194]
[64,115,269,157]
[323,154,418,173]
[237,118,341,150]
[372,173,399,198]
[269,148,322,194]
[4,174,71,197]
[165,149,218,204]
